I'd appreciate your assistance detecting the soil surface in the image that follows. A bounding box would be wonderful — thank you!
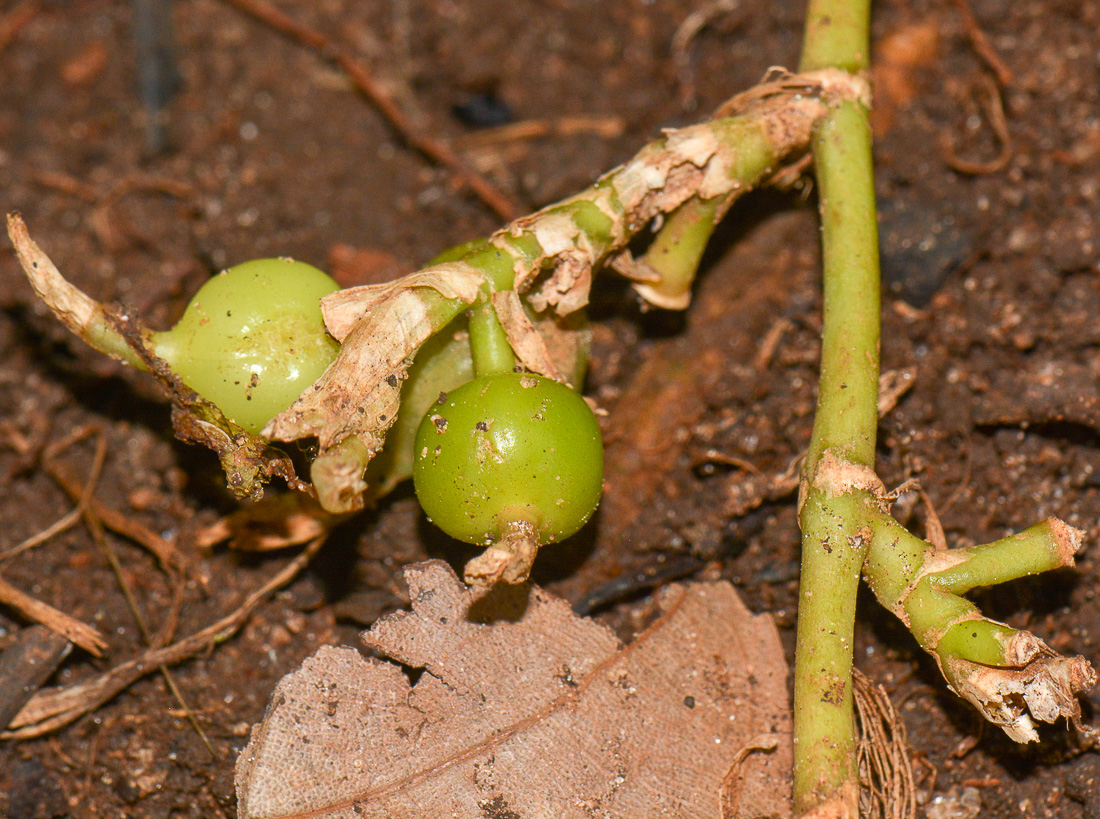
[2,0,1100,816]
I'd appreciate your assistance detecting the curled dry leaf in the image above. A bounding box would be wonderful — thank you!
[236,560,792,819]
[264,265,485,452]
[507,210,598,316]
[944,651,1097,744]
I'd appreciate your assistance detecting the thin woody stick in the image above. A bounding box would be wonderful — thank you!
[3,534,326,738]
[45,459,187,572]
[217,0,521,221]
[0,575,108,657]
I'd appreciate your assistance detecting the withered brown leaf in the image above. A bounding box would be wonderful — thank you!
[236,560,791,819]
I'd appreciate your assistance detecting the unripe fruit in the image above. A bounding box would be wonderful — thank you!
[151,258,340,434]
[412,371,603,546]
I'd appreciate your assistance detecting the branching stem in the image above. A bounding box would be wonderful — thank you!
[793,0,876,815]
[793,0,1093,812]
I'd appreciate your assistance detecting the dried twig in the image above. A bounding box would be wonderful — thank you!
[29,169,100,202]
[0,507,82,563]
[719,733,782,818]
[751,316,794,370]
[0,412,51,483]
[74,434,216,756]
[217,0,520,220]
[30,171,196,253]
[0,574,108,657]
[45,458,187,572]
[2,534,326,738]
[453,116,626,150]
[0,425,105,562]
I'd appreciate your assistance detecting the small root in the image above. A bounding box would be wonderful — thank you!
[854,669,917,819]
[941,75,1011,175]
[951,0,1013,87]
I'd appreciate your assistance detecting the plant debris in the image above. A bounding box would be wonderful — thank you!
[236,560,791,818]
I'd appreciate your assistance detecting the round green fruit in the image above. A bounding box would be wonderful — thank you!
[151,258,340,435]
[412,372,603,546]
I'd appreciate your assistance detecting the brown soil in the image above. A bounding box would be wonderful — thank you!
[2,0,1099,816]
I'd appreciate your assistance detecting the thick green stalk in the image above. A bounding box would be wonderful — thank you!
[800,0,872,73]
[793,487,872,816]
[793,1,875,816]
[635,196,725,310]
[801,102,880,477]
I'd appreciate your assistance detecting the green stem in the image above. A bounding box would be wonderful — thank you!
[802,101,880,478]
[793,488,872,816]
[863,511,1080,662]
[391,104,822,334]
[634,196,725,310]
[793,1,875,815]
[800,0,872,73]
[468,292,517,377]
[929,519,1076,594]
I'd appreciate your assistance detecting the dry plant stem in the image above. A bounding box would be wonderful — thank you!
[75,434,217,756]
[453,116,625,149]
[1,535,327,739]
[45,458,186,571]
[7,215,148,370]
[0,574,108,657]
[794,0,876,814]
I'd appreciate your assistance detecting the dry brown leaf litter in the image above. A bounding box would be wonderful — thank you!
[236,560,791,819]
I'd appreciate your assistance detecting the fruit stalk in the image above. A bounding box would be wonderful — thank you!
[468,290,517,377]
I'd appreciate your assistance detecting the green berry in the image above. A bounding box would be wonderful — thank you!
[152,258,340,434]
[412,371,603,546]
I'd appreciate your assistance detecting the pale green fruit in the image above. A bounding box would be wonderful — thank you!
[152,258,340,434]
